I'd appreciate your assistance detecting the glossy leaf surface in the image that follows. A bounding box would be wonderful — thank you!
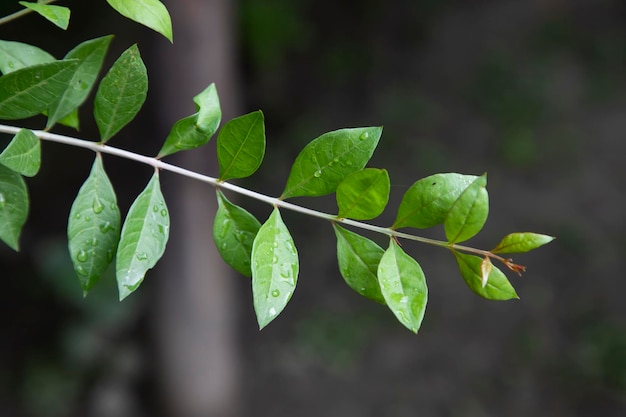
[252,208,298,329]
[492,232,555,254]
[281,127,382,199]
[0,40,54,74]
[0,129,40,177]
[333,224,385,304]
[213,190,261,277]
[444,174,488,243]
[116,172,169,300]
[393,173,477,229]
[217,110,265,181]
[94,44,148,143]
[377,239,428,333]
[453,251,518,300]
[0,164,28,251]
[158,83,221,157]
[18,1,70,29]
[47,35,113,129]
[67,156,121,294]
[0,60,78,120]
[106,0,173,42]
[336,168,389,220]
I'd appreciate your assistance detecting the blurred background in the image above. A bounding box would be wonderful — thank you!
[1,0,625,416]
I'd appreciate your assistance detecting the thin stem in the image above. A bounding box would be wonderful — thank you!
[0,123,520,269]
[0,0,59,26]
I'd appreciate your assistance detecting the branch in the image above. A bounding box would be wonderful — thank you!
[0,0,59,26]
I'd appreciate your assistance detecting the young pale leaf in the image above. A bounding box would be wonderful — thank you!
[217,111,265,181]
[0,164,29,251]
[281,127,383,199]
[0,129,40,177]
[492,232,555,254]
[116,171,169,300]
[67,155,121,294]
[213,190,261,277]
[452,251,519,300]
[106,0,173,42]
[94,44,148,143]
[333,224,385,304]
[0,40,55,74]
[158,83,222,157]
[0,60,78,120]
[336,168,390,220]
[18,1,70,30]
[46,35,114,129]
[444,174,489,243]
[393,173,477,229]
[377,239,428,333]
[251,208,298,329]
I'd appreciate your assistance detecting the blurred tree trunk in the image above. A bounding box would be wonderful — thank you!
[153,1,241,416]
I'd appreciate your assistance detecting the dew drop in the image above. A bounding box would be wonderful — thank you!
[160,209,167,217]
[0,193,5,209]
[158,224,165,235]
[272,241,279,248]
[84,215,91,222]
[76,266,88,276]
[345,160,353,166]
[106,249,114,262]
[7,61,14,69]
[153,205,159,212]
[359,131,369,140]
[90,237,98,247]
[110,202,116,210]
[272,256,278,264]
[99,221,113,233]
[76,249,88,262]
[271,289,280,298]
[92,199,104,214]
[74,213,81,219]
[135,252,148,261]
[221,242,228,250]
[313,170,322,178]
[269,307,277,316]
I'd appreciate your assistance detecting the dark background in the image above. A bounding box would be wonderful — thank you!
[0,0,624,416]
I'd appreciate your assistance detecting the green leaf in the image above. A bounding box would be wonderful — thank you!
[18,1,70,30]
[217,110,265,181]
[94,44,148,143]
[0,164,28,251]
[333,224,385,304]
[106,0,173,42]
[492,232,555,254]
[47,35,114,129]
[158,83,222,157]
[444,173,489,243]
[0,40,55,74]
[377,239,428,333]
[393,173,477,229]
[0,129,40,177]
[67,155,121,295]
[213,190,261,277]
[0,60,79,120]
[452,251,519,300]
[251,208,298,329]
[336,168,390,220]
[116,171,169,300]
[281,127,383,199]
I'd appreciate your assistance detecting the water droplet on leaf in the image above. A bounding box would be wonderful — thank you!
[135,252,148,261]
[76,266,88,276]
[76,249,88,262]
[0,193,5,209]
[271,289,280,297]
[99,221,113,233]
[313,170,322,178]
[160,209,167,217]
[92,199,104,214]
[153,205,159,212]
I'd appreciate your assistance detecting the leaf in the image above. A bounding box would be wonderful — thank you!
[444,173,489,243]
[377,239,428,333]
[333,224,385,304]
[0,60,79,120]
[158,83,222,157]
[492,232,555,254]
[0,164,29,251]
[336,168,390,220]
[0,40,55,74]
[116,171,169,300]
[217,111,265,181]
[251,208,298,329]
[452,251,519,300]
[46,35,114,129]
[213,190,261,277]
[0,129,40,177]
[18,1,70,30]
[94,44,148,143]
[393,173,477,229]
[67,155,121,295]
[281,127,383,199]
[106,0,173,42]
